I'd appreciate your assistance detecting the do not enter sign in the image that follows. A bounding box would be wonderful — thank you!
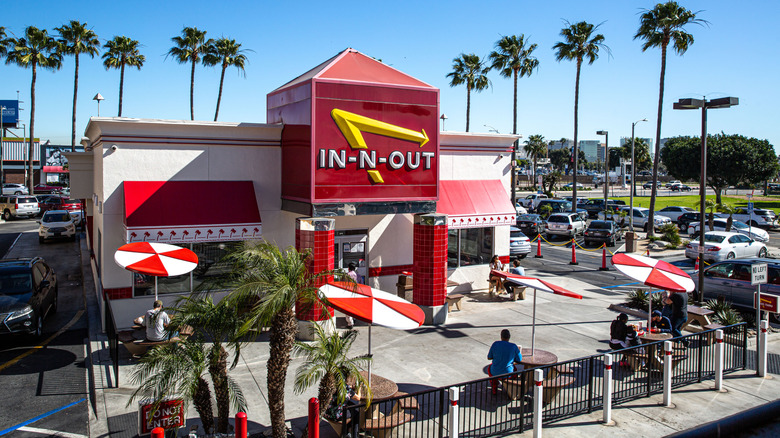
[139,399,184,435]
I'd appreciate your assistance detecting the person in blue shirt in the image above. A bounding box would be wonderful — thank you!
[650,310,673,333]
[503,260,526,300]
[487,329,523,394]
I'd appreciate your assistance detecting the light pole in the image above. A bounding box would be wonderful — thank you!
[93,93,105,117]
[673,96,739,302]
[440,113,448,131]
[597,130,609,211]
[630,119,648,231]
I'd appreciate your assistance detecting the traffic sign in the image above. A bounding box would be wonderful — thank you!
[752,263,768,285]
[754,293,780,313]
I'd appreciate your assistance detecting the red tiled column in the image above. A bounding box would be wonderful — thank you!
[413,213,448,325]
[295,217,335,328]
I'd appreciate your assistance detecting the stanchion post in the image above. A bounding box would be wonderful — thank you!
[448,387,459,438]
[308,398,319,438]
[151,428,164,438]
[569,239,578,265]
[663,340,673,406]
[533,369,544,438]
[714,329,724,391]
[602,354,613,424]
[535,236,543,258]
[759,319,768,377]
[236,412,248,438]
[599,244,609,271]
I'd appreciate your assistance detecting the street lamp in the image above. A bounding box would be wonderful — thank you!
[630,118,648,231]
[440,113,448,131]
[597,130,609,212]
[673,96,739,302]
[93,93,105,117]
[484,124,500,134]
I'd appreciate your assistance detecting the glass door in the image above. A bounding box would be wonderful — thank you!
[334,231,368,284]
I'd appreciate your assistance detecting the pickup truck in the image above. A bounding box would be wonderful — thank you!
[518,194,548,210]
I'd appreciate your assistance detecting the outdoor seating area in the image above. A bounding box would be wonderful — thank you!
[117,324,194,357]
[683,305,716,332]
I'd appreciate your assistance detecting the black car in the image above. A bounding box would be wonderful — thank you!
[516,214,545,237]
[0,258,57,337]
[582,199,626,218]
[677,212,727,233]
[670,183,693,192]
[584,220,624,247]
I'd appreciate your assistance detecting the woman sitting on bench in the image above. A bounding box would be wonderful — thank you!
[488,255,505,296]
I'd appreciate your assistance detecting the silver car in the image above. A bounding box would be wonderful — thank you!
[695,258,780,323]
[510,227,531,259]
[0,195,40,220]
[545,213,586,239]
[685,231,768,262]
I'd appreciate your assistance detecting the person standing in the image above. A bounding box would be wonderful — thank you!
[487,329,523,394]
[666,292,689,343]
[134,300,171,342]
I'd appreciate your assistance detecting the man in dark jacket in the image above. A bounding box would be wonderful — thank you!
[666,292,688,339]
[651,310,673,333]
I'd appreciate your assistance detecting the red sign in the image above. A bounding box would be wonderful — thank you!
[754,293,780,313]
[139,399,184,435]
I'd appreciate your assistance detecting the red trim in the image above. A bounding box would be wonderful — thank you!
[104,287,132,300]
[665,350,672,356]
[535,381,543,386]
[368,264,415,278]
[438,180,516,229]
[499,256,510,265]
[450,400,458,406]
[92,134,279,148]
[605,365,612,370]
[716,339,723,343]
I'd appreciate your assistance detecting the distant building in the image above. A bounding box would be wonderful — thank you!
[578,140,601,163]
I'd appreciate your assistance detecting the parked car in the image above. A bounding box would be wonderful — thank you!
[519,194,548,210]
[0,195,40,220]
[545,212,586,239]
[509,227,531,259]
[0,257,58,337]
[687,218,770,243]
[731,207,777,228]
[39,196,84,216]
[637,170,652,177]
[584,220,624,247]
[694,258,780,323]
[612,206,672,232]
[642,181,657,189]
[2,183,29,195]
[536,199,588,220]
[670,183,692,192]
[678,212,729,233]
[665,180,681,188]
[516,214,545,237]
[657,206,697,223]
[563,182,584,189]
[38,210,77,243]
[582,198,626,218]
[33,184,63,194]
[515,202,528,216]
[685,231,767,262]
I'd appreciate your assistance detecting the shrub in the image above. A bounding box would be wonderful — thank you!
[659,223,682,247]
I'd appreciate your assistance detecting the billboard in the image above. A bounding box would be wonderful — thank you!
[0,100,19,128]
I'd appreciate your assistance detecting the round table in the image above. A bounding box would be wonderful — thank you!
[350,371,398,401]
[520,348,558,367]
[639,332,672,343]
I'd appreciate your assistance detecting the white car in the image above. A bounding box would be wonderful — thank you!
[68,209,84,226]
[599,207,672,232]
[509,227,531,259]
[515,203,528,216]
[545,212,586,238]
[687,218,770,243]
[38,210,77,243]
[685,231,767,262]
[657,206,697,223]
[731,207,777,228]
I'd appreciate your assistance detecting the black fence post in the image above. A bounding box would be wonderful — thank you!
[587,356,595,413]
[742,323,748,370]
[697,332,704,383]
[438,387,446,438]
[519,371,527,433]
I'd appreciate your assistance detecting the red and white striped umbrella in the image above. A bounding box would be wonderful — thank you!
[611,253,694,293]
[491,270,582,354]
[114,242,199,277]
[319,281,424,329]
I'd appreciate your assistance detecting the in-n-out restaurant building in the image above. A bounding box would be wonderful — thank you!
[68,49,520,333]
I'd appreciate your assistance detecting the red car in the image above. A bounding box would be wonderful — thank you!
[33,184,63,194]
[39,196,83,215]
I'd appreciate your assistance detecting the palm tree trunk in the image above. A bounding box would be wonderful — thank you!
[268,308,297,438]
[465,85,471,132]
[571,59,581,212]
[118,62,125,117]
[512,70,518,135]
[317,372,337,416]
[214,63,226,121]
[193,376,215,434]
[28,62,36,194]
[533,157,537,189]
[648,43,668,238]
[209,346,230,433]
[190,59,196,120]
[71,53,79,150]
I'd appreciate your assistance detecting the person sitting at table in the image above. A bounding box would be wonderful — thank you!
[650,310,673,334]
[134,300,171,342]
[488,255,505,296]
[609,313,640,367]
[487,329,523,395]
[503,260,526,300]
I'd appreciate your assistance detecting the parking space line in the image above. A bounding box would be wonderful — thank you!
[0,309,84,373]
[0,398,85,436]
[17,426,88,438]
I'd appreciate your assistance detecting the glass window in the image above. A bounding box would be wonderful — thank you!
[447,227,494,268]
[706,263,734,278]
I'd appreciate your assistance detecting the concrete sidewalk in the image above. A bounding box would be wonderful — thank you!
[78,243,780,438]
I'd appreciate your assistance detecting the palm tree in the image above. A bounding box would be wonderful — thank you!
[170,296,248,434]
[553,21,609,213]
[168,27,212,121]
[705,198,716,231]
[0,27,8,58]
[203,37,249,121]
[635,1,704,236]
[5,26,63,194]
[102,36,145,117]
[225,242,334,438]
[489,35,539,135]
[717,202,735,231]
[524,134,547,189]
[293,324,371,416]
[446,53,490,132]
[129,341,216,434]
[55,20,100,150]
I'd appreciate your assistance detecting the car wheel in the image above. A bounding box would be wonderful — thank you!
[770,313,780,325]
[3,210,11,221]
[680,224,688,233]
[34,315,43,338]
[758,247,768,258]
[51,288,58,314]
[750,220,759,227]
[14,191,22,195]
[726,252,736,259]
[518,254,527,260]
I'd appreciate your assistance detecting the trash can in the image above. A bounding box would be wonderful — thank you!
[625,231,636,253]
[396,273,413,301]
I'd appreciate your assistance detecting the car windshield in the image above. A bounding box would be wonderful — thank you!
[43,213,71,223]
[588,221,610,230]
[0,272,32,295]
[732,221,748,229]
[518,214,539,221]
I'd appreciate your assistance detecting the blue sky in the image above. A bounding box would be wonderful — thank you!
[2,0,778,152]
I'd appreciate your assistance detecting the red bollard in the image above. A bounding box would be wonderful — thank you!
[599,244,609,271]
[308,397,320,438]
[569,239,578,265]
[151,428,164,438]
[694,258,699,271]
[535,236,543,258]
[236,412,247,438]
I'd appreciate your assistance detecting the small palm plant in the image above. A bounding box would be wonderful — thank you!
[717,203,735,231]
[628,289,649,309]
[293,324,372,417]
[658,223,681,247]
[705,199,716,231]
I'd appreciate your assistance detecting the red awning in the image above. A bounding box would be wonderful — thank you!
[43,166,68,173]
[123,181,262,243]
[437,180,516,229]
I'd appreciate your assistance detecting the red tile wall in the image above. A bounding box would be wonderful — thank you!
[295,226,335,321]
[104,287,132,300]
[412,222,448,307]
